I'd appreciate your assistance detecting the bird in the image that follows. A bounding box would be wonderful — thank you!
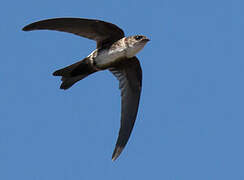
[22,17,150,161]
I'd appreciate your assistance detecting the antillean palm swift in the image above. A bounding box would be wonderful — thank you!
[22,17,150,161]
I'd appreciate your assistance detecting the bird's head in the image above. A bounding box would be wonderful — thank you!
[125,35,150,58]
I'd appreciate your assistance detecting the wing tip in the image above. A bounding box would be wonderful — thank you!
[22,22,40,31]
[52,70,60,76]
[22,25,32,31]
[22,26,27,31]
[111,146,124,161]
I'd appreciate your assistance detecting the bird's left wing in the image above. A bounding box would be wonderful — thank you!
[109,57,142,161]
[22,18,125,48]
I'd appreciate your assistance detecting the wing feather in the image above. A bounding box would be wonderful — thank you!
[22,18,125,48]
[109,57,142,161]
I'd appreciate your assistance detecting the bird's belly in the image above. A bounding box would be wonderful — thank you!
[94,49,125,68]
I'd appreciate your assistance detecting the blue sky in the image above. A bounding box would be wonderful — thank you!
[1,0,244,179]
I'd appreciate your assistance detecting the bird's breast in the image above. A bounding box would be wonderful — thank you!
[93,47,126,69]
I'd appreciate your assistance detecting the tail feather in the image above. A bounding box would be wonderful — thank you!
[53,58,89,77]
[60,75,87,90]
[53,57,96,90]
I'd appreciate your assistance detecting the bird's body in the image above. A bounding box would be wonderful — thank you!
[89,38,127,69]
[23,17,149,161]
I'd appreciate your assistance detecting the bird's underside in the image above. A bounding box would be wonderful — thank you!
[23,17,146,161]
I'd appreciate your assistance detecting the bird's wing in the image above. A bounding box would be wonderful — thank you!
[109,57,142,161]
[22,18,125,48]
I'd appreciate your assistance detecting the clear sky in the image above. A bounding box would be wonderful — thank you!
[1,0,244,179]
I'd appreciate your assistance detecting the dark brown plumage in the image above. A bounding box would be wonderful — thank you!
[22,18,149,161]
[22,18,124,49]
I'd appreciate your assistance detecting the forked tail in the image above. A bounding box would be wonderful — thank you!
[53,57,97,90]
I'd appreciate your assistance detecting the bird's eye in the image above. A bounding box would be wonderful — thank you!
[135,36,143,40]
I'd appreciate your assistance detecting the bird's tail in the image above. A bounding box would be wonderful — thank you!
[53,57,97,90]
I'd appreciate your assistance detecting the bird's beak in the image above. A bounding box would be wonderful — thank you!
[143,38,150,42]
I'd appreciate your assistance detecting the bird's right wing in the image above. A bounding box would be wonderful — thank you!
[22,18,125,48]
[109,57,142,161]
